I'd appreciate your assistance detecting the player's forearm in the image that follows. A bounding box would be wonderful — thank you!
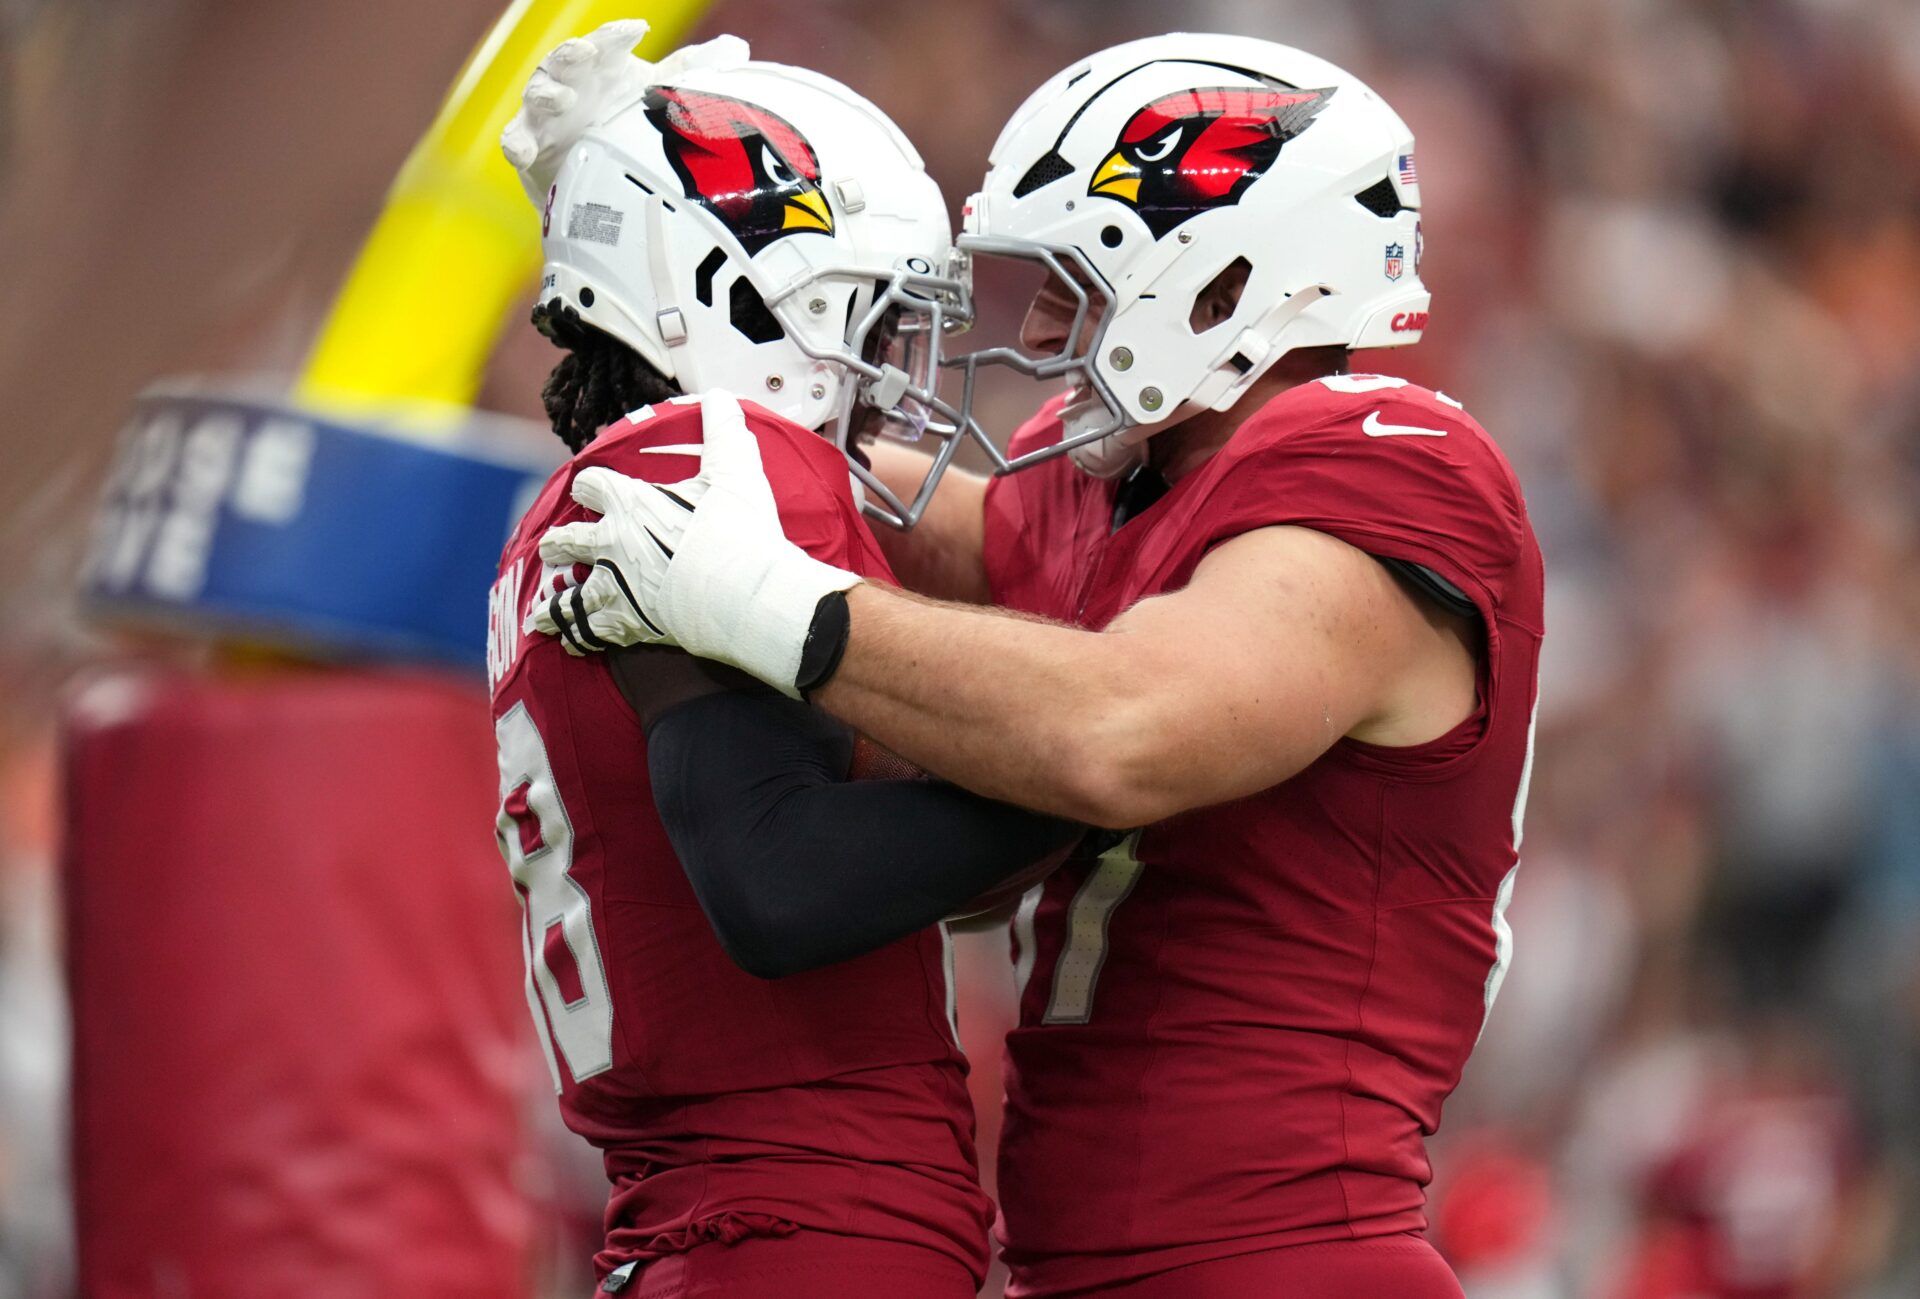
[647,687,1078,978]
[862,442,990,603]
[815,584,1188,827]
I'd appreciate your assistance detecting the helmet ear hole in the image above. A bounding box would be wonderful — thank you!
[729,277,786,344]
[1189,256,1253,334]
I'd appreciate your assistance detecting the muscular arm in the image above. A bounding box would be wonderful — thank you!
[862,440,991,603]
[647,689,1078,977]
[815,526,1479,828]
[611,650,1079,978]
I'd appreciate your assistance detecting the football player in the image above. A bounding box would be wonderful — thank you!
[529,32,1543,1299]
[486,25,1074,1299]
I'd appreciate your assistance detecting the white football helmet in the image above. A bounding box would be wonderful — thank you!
[953,33,1430,476]
[526,36,978,525]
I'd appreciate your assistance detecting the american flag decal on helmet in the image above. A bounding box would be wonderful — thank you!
[1398,153,1419,187]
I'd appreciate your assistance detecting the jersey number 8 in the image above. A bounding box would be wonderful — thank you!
[494,704,615,1089]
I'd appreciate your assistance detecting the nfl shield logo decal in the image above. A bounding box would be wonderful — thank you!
[1384,242,1405,282]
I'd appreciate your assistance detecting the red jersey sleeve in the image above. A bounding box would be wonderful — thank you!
[493,400,891,699]
[531,398,889,580]
[1189,379,1537,624]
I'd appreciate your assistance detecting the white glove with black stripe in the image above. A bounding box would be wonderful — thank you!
[525,392,862,698]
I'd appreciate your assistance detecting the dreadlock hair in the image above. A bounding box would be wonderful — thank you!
[532,298,682,453]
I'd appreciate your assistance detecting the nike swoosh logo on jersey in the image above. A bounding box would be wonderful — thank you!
[1363,411,1448,438]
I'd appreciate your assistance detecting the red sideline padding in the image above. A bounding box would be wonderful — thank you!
[64,668,534,1298]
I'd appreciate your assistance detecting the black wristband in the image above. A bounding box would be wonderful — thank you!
[795,589,852,697]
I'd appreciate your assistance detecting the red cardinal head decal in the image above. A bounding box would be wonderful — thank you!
[1089,85,1335,238]
[644,86,834,255]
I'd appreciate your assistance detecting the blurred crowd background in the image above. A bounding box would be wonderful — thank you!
[2,0,1918,1295]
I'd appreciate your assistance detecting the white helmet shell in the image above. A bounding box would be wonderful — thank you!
[960,33,1429,474]
[538,55,976,523]
[545,59,943,426]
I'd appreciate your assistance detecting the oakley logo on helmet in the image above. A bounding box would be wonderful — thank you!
[643,86,834,255]
[1089,85,1335,238]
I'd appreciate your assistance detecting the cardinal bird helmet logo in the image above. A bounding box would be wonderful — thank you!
[1088,85,1336,238]
[643,86,835,256]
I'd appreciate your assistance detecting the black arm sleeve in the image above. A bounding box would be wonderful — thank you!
[646,687,1081,979]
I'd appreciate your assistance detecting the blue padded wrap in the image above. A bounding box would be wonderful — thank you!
[82,389,560,669]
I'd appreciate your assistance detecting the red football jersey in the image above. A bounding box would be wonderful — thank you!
[486,399,992,1285]
[981,376,1544,1296]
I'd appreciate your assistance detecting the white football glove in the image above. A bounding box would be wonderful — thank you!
[524,475,700,659]
[526,392,862,697]
[500,21,750,208]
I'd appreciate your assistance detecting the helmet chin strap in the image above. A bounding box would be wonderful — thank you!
[1068,430,1148,478]
[1196,283,1336,411]
[1067,282,1337,479]
[647,196,690,372]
